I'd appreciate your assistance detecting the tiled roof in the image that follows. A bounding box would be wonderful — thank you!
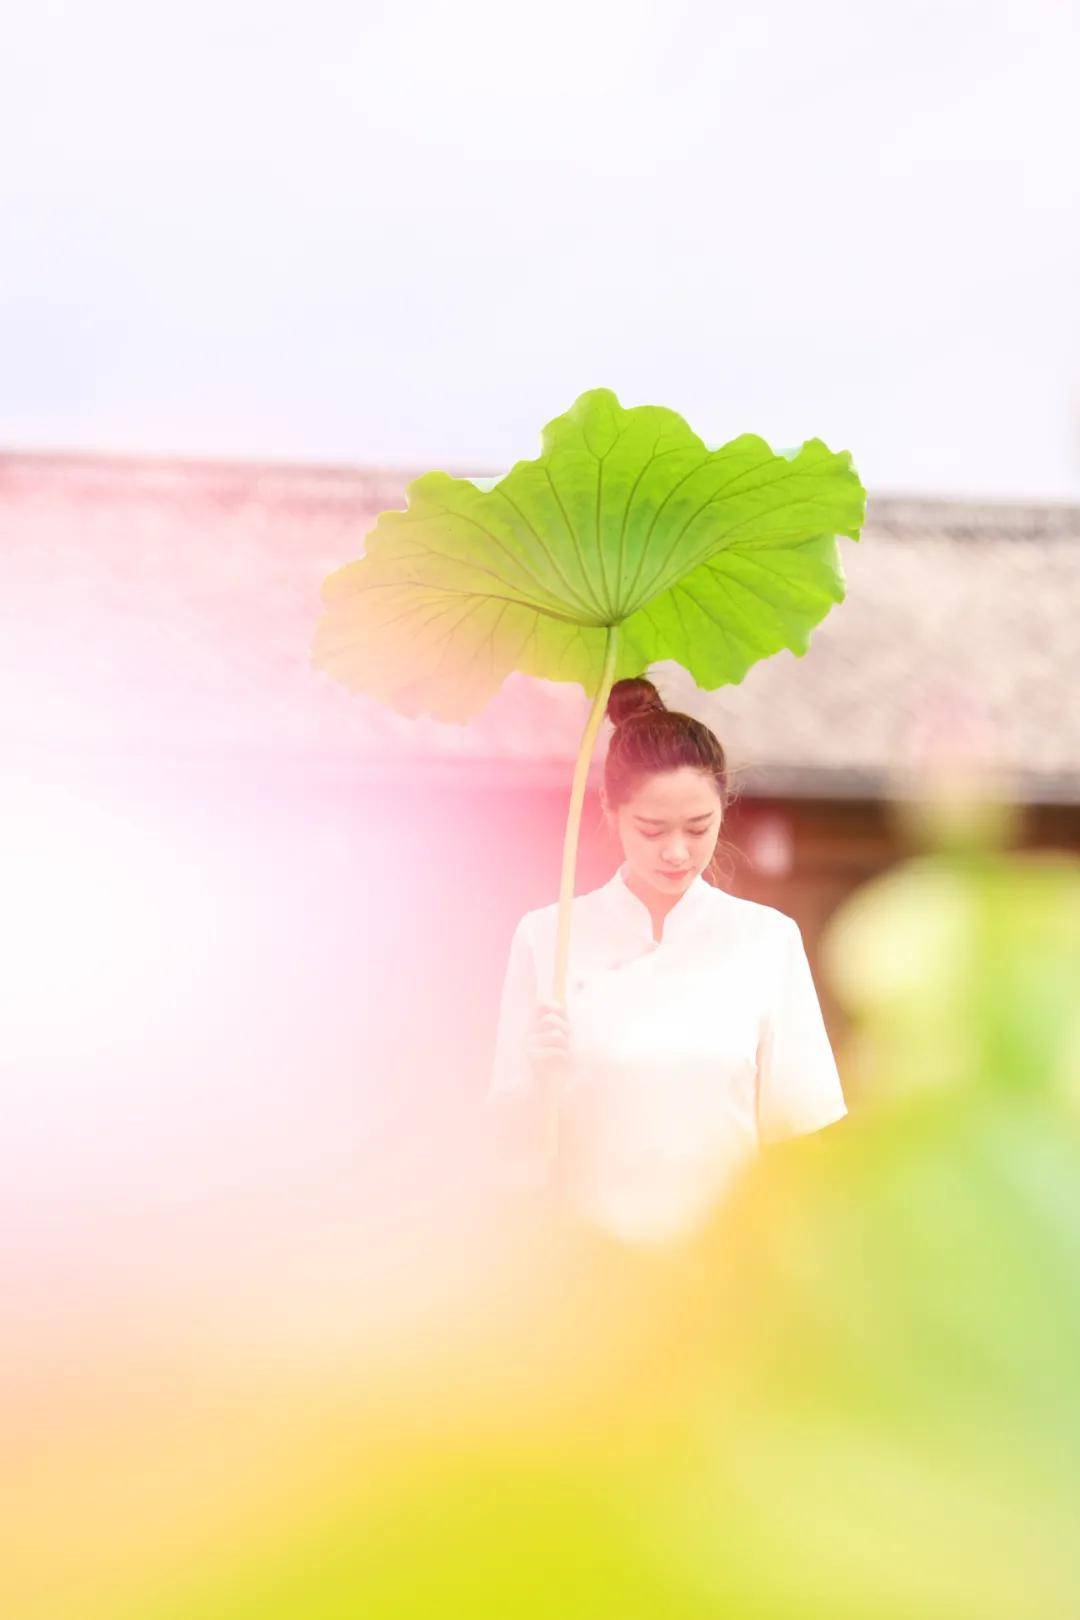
[3,451,1078,801]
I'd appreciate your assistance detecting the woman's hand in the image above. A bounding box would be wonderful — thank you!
[527,999,571,1081]
[489,1001,578,1183]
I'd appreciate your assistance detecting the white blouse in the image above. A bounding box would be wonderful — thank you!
[490,861,846,1243]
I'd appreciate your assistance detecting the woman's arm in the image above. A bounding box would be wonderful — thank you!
[756,915,847,1146]
[487,916,570,1180]
[490,916,539,1101]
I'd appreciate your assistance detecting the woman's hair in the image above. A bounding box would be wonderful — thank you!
[603,675,735,885]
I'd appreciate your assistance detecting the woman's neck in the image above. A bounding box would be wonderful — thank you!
[623,866,681,942]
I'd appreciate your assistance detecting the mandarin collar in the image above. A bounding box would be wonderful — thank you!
[599,861,712,946]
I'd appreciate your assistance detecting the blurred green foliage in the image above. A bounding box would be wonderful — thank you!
[85,816,1080,1619]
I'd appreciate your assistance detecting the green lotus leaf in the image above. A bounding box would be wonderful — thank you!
[313,387,865,722]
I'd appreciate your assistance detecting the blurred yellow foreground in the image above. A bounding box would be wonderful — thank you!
[7,794,1080,1620]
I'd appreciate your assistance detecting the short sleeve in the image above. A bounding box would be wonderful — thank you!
[756,916,847,1145]
[488,915,538,1100]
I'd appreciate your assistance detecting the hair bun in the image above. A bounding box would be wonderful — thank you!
[606,676,666,729]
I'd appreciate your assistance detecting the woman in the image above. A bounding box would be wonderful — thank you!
[489,677,846,1244]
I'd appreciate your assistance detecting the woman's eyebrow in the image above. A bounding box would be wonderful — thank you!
[634,812,715,826]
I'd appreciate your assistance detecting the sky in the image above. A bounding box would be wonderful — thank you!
[2,0,1078,499]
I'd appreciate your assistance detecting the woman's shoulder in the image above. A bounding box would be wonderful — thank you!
[705,884,800,936]
[702,887,803,946]
[509,880,799,946]
[508,884,610,941]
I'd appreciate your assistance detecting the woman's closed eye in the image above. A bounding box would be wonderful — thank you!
[641,829,710,840]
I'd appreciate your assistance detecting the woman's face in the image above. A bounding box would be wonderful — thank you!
[604,767,723,900]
